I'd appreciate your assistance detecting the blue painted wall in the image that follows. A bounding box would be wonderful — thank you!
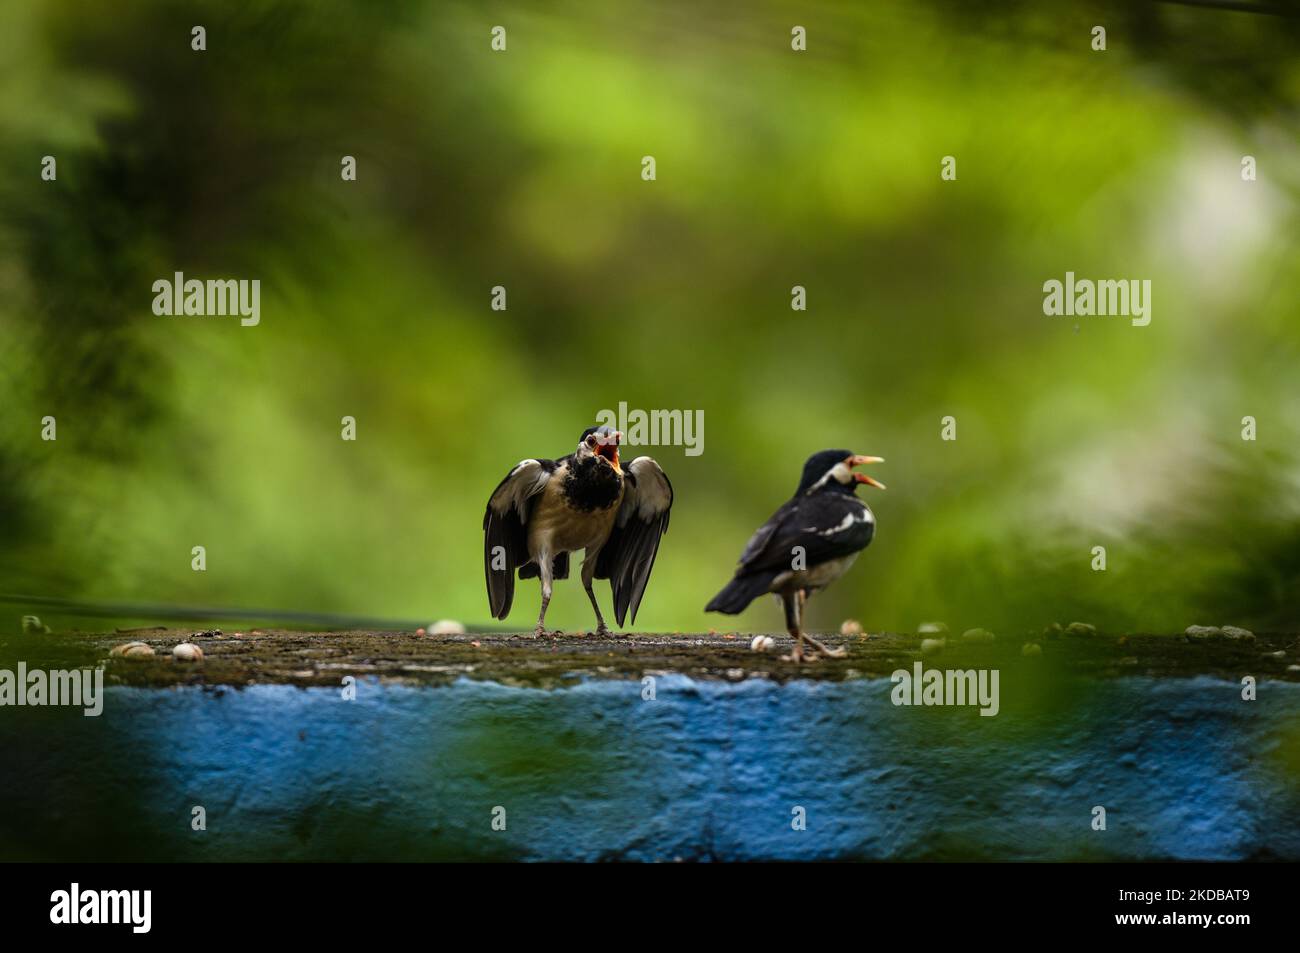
[2,676,1296,860]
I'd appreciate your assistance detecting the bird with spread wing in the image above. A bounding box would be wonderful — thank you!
[484,425,673,637]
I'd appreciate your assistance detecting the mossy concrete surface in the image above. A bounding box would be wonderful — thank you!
[12,626,1299,689]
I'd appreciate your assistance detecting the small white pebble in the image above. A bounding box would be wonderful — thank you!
[918,621,948,635]
[428,619,466,636]
[961,627,996,643]
[1064,622,1096,637]
[839,619,863,637]
[1184,625,1222,641]
[1221,625,1254,641]
[1287,665,1300,673]
[1022,643,1042,657]
[921,637,945,655]
[172,642,204,662]
[750,635,776,653]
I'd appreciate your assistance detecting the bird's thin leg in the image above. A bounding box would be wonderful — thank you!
[533,556,554,638]
[779,592,808,663]
[798,589,847,658]
[581,557,609,637]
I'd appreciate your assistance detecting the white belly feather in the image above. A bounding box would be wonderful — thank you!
[770,552,860,594]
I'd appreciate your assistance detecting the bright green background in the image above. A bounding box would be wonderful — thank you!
[2,1,1298,634]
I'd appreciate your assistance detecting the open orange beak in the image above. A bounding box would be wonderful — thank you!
[596,431,622,470]
[848,454,886,489]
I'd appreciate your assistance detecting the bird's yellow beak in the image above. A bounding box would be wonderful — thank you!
[848,454,886,489]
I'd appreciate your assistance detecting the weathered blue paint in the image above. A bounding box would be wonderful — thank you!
[1,676,1296,861]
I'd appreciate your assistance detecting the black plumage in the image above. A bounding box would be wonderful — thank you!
[563,454,624,512]
[483,458,556,620]
[706,448,885,662]
[484,426,673,636]
[595,465,673,627]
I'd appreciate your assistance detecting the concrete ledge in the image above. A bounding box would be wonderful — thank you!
[1,629,1297,861]
[18,626,1300,688]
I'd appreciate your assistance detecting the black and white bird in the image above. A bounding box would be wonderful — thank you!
[705,450,885,662]
[484,425,673,637]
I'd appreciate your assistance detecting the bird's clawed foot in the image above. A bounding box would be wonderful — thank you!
[803,633,848,658]
[781,634,847,662]
[780,641,812,664]
[594,623,611,638]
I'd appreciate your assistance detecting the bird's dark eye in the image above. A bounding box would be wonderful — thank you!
[586,436,597,447]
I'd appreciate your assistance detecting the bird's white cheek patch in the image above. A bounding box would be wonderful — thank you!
[810,462,854,491]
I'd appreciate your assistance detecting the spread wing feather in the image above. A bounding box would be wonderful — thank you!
[483,458,555,619]
[595,456,673,627]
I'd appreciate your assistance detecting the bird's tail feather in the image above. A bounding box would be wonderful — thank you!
[705,572,777,615]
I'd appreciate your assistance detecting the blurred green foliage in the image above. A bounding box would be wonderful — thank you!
[1,0,1298,634]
